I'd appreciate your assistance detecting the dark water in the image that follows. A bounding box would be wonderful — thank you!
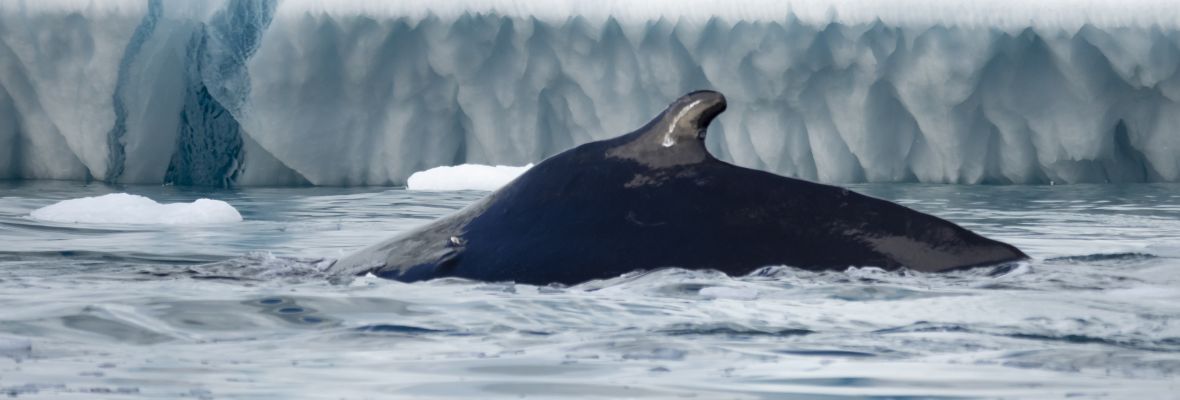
[1,181,1178,399]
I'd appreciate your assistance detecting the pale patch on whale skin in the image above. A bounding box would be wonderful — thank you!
[865,235,1021,273]
[663,99,702,148]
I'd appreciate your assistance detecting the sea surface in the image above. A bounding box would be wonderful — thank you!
[1,181,1178,399]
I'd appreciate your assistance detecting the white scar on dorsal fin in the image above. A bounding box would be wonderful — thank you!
[663,99,702,148]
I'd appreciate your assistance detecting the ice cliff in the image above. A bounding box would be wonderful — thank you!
[2,0,1178,186]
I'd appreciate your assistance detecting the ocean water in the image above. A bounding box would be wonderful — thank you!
[0,181,1178,399]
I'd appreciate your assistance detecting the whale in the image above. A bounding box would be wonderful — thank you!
[330,90,1027,285]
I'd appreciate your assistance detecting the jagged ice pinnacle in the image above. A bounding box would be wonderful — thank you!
[1,0,1178,186]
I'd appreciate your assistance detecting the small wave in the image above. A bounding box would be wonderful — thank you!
[775,349,877,358]
[1,384,140,398]
[0,250,218,265]
[171,252,335,282]
[658,323,813,337]
[874,322,971,334]
[1005,333,1180,353]
[1046,253,1159,264]
[0,335,32,360]
[353,324,451,335]
[876,322,1180,353]
[0,219,152,234]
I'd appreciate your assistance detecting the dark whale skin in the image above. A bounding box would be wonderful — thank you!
[331,91,1027,285]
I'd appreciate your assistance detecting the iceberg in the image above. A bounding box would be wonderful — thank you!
[1,0,1178,186]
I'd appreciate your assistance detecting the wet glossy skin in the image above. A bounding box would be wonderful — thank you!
[331,91,1027,285]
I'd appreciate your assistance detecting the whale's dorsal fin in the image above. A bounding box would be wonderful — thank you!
[649,90,728,148]
[607,90,727,168]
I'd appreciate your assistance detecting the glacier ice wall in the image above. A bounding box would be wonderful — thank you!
[2,0,1179,186]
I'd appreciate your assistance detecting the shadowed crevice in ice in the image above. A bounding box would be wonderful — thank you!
[163,0,291,188]
[106,0,163,182]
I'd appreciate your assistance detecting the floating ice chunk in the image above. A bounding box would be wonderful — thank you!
[699,286,759,300]
[29,193,242,225]
[406,164,533,191]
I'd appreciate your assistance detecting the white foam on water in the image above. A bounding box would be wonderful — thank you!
[699,286,760,300]
[28,193,242,225]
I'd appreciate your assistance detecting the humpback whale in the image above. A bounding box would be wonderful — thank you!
[331,91,1027,285]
